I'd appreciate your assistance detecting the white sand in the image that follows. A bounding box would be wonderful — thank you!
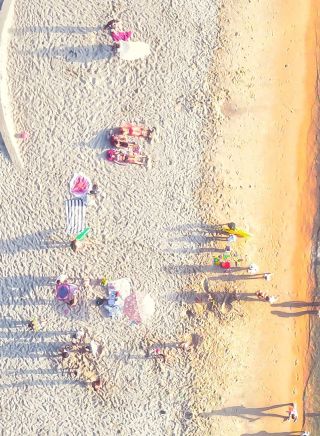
[0,1,229,435]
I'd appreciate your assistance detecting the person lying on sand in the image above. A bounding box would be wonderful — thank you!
[110,134,140,152]
[120,124,155,140]
[106,148,147,166]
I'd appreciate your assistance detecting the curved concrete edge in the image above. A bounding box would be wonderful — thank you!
[0,0,23,168]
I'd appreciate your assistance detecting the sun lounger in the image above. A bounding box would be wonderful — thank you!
[65,198,87,235]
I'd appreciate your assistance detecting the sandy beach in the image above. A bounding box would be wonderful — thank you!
[0,0,318,435]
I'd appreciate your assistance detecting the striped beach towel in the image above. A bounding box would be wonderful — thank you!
[65,198,86,235]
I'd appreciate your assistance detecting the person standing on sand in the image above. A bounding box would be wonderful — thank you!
[227,234,237,243]
[255,291,278,304]
[285,403,298,422]
[247,263,259,274]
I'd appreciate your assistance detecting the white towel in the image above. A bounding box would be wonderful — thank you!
[118,41,150,60]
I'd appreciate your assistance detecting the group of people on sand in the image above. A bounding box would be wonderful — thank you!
[211,222,314,433]
[58,330,103,392]
[106,123,155,166]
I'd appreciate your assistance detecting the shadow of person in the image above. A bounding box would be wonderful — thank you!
[167,291,211,304]
[273,300,319,308]
[0,230,65,254]
[13,25,101,35]
[0,275,55,293]
[199,403,291,421]
[305,411,320,417]
[234,292,262,302]
[208,273,268,282]
[76,129,111,151]
[241,432,305,435]
[0,131,10,162]
[31,44,114,63]
[164,264,213,275]
[271,310,318,318]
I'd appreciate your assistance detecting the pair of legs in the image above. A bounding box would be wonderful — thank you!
[120,125,154,140]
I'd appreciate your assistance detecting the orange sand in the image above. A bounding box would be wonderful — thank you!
[199,0,319,434]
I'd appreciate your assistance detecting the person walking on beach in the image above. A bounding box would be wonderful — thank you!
[256,291,278,304]
[285,403,298,422]
[246,265,272,280]
[247,263,259,274]
[227,234,237,243]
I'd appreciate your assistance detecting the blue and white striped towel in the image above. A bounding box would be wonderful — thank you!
[65,198,86,235]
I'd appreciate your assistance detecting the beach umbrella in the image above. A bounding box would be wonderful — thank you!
[223,226,252,238]
[55,283,78,302]
[220,261,231,269]
[123,292,155,324]
[69,173,92,198]
[56,283,72,301]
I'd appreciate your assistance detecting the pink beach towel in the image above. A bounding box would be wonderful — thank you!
[111,31,133,42]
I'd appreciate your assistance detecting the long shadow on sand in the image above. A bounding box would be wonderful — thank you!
[167,291,211,304]
[271,310,318,318]
[164,264,213,275]
[0,275,55,292]
[199,404,291,422]
[0,230,67,254]
[0,339,66,358]
[165,222,231,234]
[0,379,80,390]
[241,432,306,435]
[208,273,267,282]
[13,25,101,35]
[0,131,10,163]
[305,411,320,418]
[31,44,114,63]
[273,301,319,308]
